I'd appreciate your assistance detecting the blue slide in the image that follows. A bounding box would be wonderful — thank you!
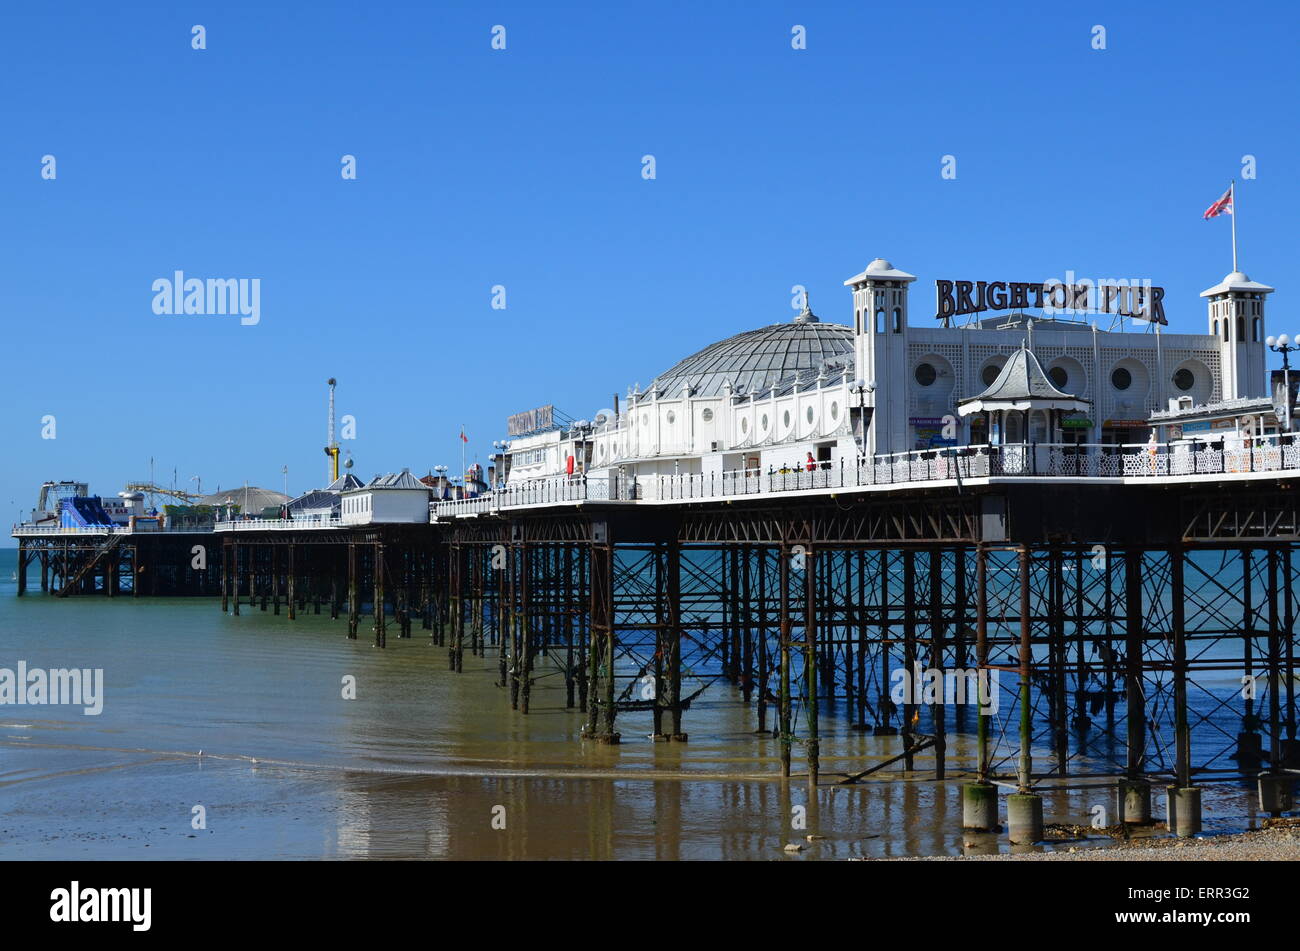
[60,496,117,528]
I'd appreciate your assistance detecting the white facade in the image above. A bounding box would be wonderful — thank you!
[341,470,432,525]
[103,493,146,524]
[504,428,592,481]
[501,260,1273,482]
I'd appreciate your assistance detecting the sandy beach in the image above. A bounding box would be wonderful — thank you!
[916,820,1300,861]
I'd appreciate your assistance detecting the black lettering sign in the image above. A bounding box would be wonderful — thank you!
[933,279,1167,325]
[935,280,956,320]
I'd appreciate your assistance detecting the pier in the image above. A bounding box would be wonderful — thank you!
[15,438,1300,841]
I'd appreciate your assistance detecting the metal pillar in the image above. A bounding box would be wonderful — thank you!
[1172,544,1191,789]
[976,545,990,781]
[347,542,358,638]
[1123,546,1145,782]
[287,544,296,621]
[587,531,618,743]
[373,543,386,648]
[519,543,532,713]
[778,542,792,778]
[666,540,684,740]
[804,545,819,785]
[1017,545,1033,792]
[929,548,945,781]
[902,549,917,771]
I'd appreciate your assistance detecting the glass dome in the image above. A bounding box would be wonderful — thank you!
[646,316,853,400]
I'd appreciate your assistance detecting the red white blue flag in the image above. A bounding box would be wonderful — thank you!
[1203,185,1233,219]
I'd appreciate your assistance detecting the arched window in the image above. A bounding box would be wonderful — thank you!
[892,308,902,333]
[1006,413,1023,443]
[1212,320,1218,339]
[1253,317,1261,342]
[876,309,885,334]
[1223,320,1229,342]
[1029,410,1049,442]
[1237,315,1246,340]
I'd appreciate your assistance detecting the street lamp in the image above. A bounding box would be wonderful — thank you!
[1266,334,1298,433]
[492,440,510,488]
[849,380,877,459]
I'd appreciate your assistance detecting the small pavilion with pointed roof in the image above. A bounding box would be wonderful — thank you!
[958,342,1091,444]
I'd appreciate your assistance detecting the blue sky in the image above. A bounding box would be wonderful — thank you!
[3,0,1298,533]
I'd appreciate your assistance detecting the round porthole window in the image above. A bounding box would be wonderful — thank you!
[701,408,714,422]
[1049,366,1068,389]
[914,363,937,386]
[982,363,1001,386]
[741,418,749,434]
[806,406,815,423]
[761,414,769,431]
[783,410,791,429]
[1111,367,1132,390]
[1173,368,1194,391]
[641,414,648,426]
[830,402,839,421]
[666,411,676,424]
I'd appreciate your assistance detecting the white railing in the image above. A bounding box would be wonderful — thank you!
[431,474,637,519]
[431,496,496,518]
[431,435,1300,516]
[10,522,221,536]
[214,516,342,532]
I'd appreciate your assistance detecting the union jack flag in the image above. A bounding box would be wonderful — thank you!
[1203,185,1233,219]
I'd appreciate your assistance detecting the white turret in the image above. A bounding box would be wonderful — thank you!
[1201,270,1272,399]
[844,258,916,455]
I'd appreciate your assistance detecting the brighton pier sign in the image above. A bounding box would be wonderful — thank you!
[507,404,555,437]
[935,274,1166,325]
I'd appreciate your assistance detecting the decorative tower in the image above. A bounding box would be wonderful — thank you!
[1200,270,1272,400]
[844,258,916,455]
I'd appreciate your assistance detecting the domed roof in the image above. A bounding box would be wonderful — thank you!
[1201,270,1274,297]
[198,485,291,512]
[645,314,854,400]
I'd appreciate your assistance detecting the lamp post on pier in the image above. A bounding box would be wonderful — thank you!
[492,440,509,489]
[1266,334,1299,434]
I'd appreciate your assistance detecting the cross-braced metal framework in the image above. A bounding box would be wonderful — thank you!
[17,481,1300,820]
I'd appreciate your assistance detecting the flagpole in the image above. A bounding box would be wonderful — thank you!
[461,424,466,486]
[1230,179,1238,272]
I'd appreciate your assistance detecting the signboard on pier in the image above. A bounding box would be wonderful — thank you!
[507,404,555,436]
[934,279,1167,325]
